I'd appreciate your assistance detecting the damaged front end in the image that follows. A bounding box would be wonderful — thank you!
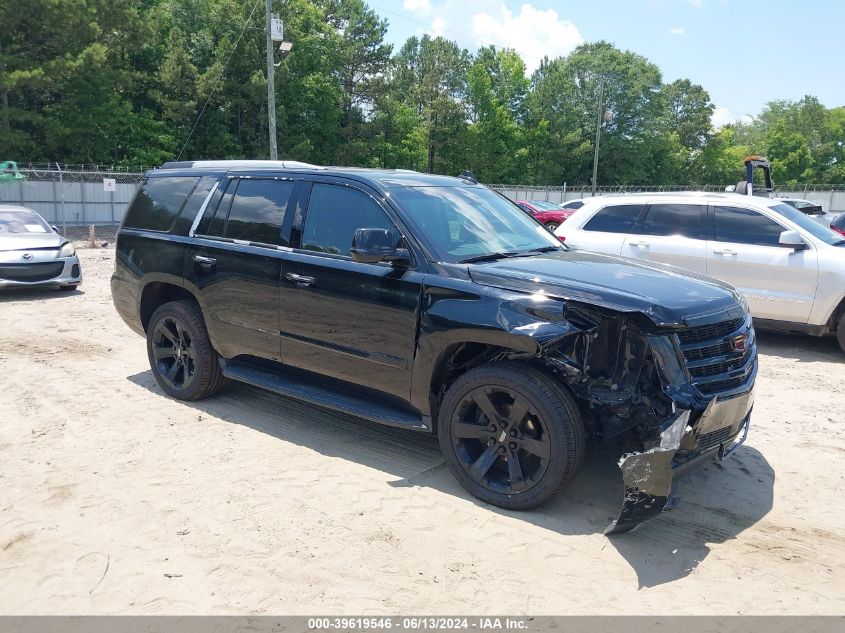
[531,300,757,535]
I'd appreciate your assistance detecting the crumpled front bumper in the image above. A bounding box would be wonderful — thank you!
[605,389,754,535]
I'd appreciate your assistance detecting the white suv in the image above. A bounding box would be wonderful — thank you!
[555,192,845,353]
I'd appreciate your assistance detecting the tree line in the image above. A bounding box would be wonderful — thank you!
[1,0,842,185]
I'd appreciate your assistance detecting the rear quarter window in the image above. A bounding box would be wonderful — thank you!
[582,204,644,234]
[122,176,200,232]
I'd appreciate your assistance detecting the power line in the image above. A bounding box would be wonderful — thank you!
[370,4,482,50]
[176,0,264,161]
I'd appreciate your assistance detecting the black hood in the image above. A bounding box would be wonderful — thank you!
[467,249,745,327]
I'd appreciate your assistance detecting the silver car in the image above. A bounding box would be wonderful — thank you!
[0,205,82,291]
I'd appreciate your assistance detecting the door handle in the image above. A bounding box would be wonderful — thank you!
[629,240,650,248]
[193,254,216,269]
[284,272,316,287]
[713,249,737,256]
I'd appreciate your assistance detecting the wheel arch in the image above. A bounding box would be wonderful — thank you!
[140,281,200,332]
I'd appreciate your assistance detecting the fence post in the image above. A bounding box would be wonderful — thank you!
[79,174,85,226]
[56,163,67,234]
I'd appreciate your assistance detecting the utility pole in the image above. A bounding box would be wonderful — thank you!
[591,75,605,197]
[266,0,278,160]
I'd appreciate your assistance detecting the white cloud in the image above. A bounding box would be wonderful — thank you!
[688,0,703,7]
[403,0,432,14]
[470,3,584,72]
[669,26,685,35]
[431,15,447,37]
[712,107,754,128]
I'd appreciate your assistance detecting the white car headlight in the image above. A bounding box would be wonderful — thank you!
[58,242,76,258]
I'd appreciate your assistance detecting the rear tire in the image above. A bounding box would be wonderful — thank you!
[437,362,585,510]
[836,313,845,355]
[146,300,224,401]
[545,221,560,231]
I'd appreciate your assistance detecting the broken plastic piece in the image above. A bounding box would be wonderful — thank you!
[605,410,690,535]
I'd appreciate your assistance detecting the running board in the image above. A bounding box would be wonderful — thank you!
[221,359,429,431]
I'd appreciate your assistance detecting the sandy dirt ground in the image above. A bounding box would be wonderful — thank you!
[1,248,844,615]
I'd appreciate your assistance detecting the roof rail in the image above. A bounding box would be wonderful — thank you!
[159,160,323,170]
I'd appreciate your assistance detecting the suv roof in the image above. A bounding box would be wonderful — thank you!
[580,191,784,209]
[156,160,476,189]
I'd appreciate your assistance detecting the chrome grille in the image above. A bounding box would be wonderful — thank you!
[676,318,745,345]
[676,316,755,399]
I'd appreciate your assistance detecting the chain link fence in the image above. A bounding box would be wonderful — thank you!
[2,166,844,247]
[0,167,144,244]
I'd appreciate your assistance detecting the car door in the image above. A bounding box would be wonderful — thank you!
[278,179,424,402]
[620,202,708,273]
[183,175,296,361]
[706,203,819,322]
[569,202,645,254]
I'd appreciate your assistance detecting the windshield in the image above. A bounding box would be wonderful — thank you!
[529,200,562,211]
[391,186,563,263]
[769,203,843,245]
[0,209,52,234]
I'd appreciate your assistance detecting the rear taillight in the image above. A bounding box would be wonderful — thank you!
[558,235,566,242]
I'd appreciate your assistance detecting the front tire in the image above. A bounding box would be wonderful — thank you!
[146,300,224,401]
[437,362,585,510]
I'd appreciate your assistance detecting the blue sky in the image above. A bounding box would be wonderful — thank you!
[369,0,844,126]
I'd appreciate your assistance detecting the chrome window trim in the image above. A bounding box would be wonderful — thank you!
[188,180,220,238]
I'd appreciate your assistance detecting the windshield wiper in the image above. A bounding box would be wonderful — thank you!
[519,246,564,255]
[458,252,520,264]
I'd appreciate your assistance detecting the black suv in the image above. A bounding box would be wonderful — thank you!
[112,161,757,534]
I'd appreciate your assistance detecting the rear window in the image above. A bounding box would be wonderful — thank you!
[123,176,199,232]
[583,204,643,234]
[639,203,705,239]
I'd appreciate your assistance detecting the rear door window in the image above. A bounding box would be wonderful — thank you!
[714,205,785,246]
[582,204,644,234]
[224,179,295,246]
[639,203,706,239]
[123,176,199,232]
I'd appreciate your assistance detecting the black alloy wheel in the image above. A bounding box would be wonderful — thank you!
[146,300,224,401]
[451,385,550,495]
[151,315,197,392]
[438,362,584,510]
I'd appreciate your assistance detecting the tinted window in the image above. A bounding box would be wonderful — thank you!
[714,206,785,246]
[640,203,705,239]
[123,176,198,231]
[223,179,294,245]
[563,201,584,209]
[302,184,395,256]
[172,176,218,235]
[769,202,843,245]
[583,204,643,234]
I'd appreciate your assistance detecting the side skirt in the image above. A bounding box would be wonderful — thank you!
[221,358,431,432]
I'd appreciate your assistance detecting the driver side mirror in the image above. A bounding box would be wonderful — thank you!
[350,228,410,267]
[51,225,59,233]
[779,230,807,251]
